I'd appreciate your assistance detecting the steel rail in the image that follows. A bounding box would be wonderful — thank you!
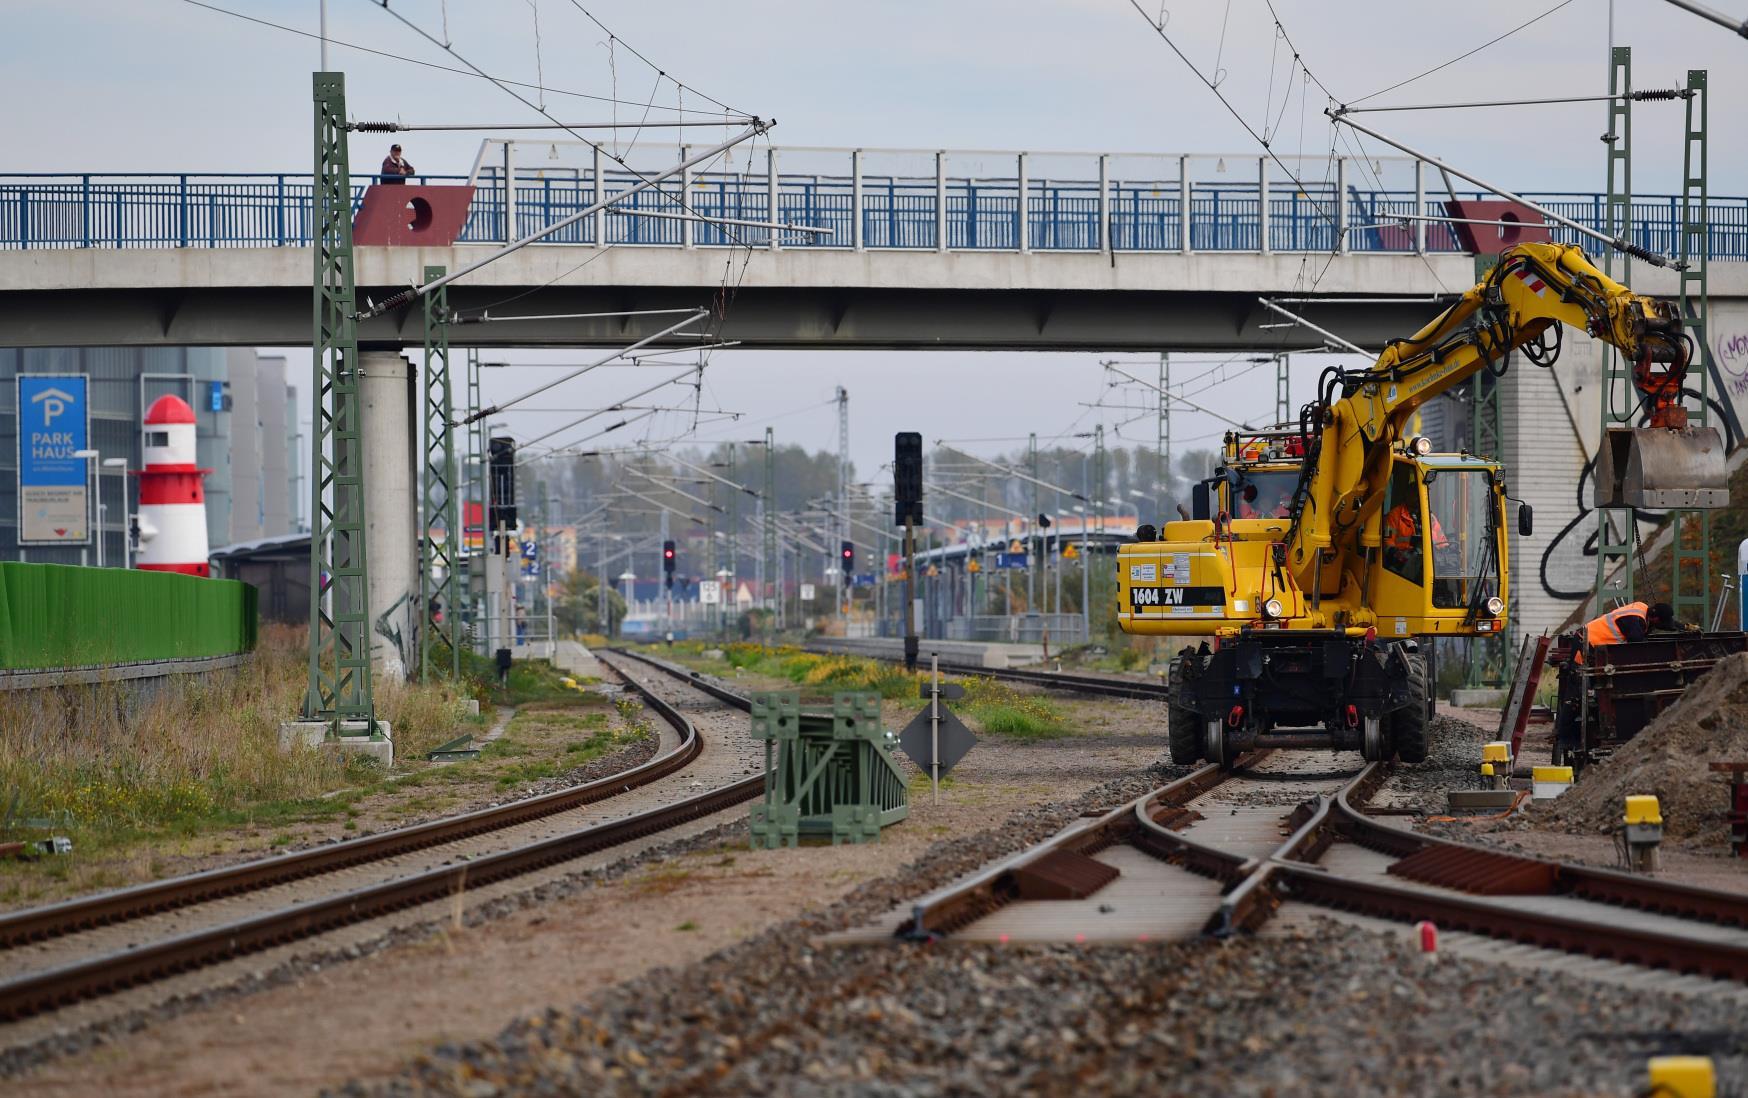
[0,655,699,950]
[1189,764,1748,982]
[0,654,761,1023]
[893,761,1242,940]
[1328,776,1748,929]
[804,645,1175,702]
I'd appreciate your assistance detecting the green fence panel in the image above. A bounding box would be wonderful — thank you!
[0,563,258,670]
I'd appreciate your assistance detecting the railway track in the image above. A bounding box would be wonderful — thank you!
[0,648,760,1025]
[897,756,1748,983]
[804,642,1173,701]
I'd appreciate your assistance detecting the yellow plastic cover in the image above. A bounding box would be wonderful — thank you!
[1481,741,1511,763]
[1647,1056,1715,1098]
[1623,795,1663,826]
[1531,766,1574,783]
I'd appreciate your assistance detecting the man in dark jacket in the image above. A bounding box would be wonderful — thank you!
[380,144,415,184]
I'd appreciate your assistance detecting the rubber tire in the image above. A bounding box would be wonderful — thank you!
[1392,651,1431,764]
[1168,701,1202,764]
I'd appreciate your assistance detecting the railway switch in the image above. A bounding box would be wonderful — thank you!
[1622,795,1664,873]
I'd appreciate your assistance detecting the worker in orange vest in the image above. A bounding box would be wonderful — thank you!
[1584,601,1678,646]
[1382,501,1448,579]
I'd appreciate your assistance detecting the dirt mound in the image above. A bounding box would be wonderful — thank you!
[1533,651,1748,847]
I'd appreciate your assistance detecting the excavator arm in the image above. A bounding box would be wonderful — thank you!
[1287,241,1704,586]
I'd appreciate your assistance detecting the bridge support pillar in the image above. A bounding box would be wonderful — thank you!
[360,350,417,681]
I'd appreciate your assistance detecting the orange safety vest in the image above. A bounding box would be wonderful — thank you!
[1586,601,1648,646]
[1383,504,1417,549]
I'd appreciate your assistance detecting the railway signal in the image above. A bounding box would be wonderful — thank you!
[840,540,855,574]
[663,539,676,589]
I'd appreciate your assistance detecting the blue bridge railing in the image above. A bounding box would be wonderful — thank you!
[3,167,1744,260]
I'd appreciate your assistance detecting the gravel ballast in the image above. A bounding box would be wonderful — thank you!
[350,736,1745,1098]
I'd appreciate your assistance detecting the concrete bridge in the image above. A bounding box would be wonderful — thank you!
[2,149,1744,350]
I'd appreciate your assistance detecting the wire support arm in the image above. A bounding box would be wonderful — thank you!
[351,118,762,131]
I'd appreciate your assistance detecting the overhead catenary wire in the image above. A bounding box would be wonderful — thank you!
[1122,0,1337,231]
[462,311,706,423]
[1346,0,1580,104]
[175,0,729,113]
[363,2,769,301]
[1327,111,1683,269]
[514,368,702,451]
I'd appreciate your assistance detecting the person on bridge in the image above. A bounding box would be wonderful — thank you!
[380,144,415,185]
[1585,601,1680,646]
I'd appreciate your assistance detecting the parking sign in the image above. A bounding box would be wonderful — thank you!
[17,375,90,545]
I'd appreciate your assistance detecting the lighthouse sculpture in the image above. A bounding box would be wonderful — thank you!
[136,394,210,577]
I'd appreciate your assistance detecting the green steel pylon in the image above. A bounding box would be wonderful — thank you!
[305,72,375,732]
[1670,68,1712,625]
[465,347,487,654]
[1595,46,1638,607]
[420,264,461,680]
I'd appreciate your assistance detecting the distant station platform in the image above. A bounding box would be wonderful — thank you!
[809,635,1043,670]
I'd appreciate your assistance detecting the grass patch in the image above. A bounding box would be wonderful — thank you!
[703,643,918,699]
[0,623,474,887]
[479,724,648,790]
[957,677,1072,739]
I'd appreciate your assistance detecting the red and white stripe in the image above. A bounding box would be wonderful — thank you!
[136,395,210,577]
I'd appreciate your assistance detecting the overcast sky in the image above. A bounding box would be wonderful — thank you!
[7,0,1742,479]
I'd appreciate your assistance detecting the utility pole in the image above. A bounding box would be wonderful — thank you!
[419,263,460,681]
[1028,433,1039,613]
[1094,424,1105,637]
[764,426,777,635]
[305,70,375,737]
[727,441,738,635]
[1080,457,1091,644]
[1157,352,1171,522]
[836,385,849,626]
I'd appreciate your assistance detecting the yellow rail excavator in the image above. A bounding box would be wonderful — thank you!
[1117,241,1728,767]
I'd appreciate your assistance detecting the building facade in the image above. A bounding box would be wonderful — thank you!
[0,347,300,565]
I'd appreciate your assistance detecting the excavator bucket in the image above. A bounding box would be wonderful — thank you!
[1594,425,1729,509]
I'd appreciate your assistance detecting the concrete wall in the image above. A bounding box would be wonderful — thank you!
[256,356,290,538]
[225,348,261,543]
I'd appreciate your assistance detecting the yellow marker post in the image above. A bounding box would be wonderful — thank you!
[1623,795,1664,873]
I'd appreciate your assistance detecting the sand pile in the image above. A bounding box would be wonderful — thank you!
[1534,651,1748,847]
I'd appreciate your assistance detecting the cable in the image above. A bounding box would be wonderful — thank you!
[175,0,722,114]
[558,0,747,118]
[1347,0,1579,106]
[1123,0,1336,230]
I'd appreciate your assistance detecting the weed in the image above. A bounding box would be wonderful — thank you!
[676,920,698,931]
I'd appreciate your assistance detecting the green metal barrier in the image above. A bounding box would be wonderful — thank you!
[748,691,909,848]
[0,563,257,670]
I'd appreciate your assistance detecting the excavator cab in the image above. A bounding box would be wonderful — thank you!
[1371,455,1511,638]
